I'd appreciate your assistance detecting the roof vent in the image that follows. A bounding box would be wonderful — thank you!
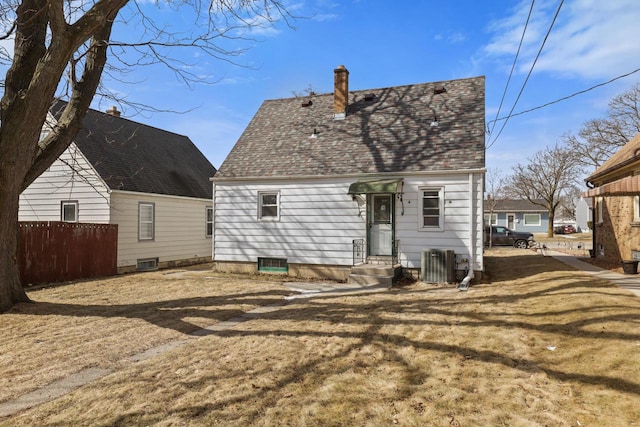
[364,93,375,101]
[301,100,313,107]
[433,86,447,95]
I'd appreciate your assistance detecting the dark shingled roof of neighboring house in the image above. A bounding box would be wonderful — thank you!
[215,75,485,179]
[51,101,216,199]
[485,199,547,212]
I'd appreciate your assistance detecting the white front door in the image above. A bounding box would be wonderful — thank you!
[507,213,515,229]
[370,194,393,256]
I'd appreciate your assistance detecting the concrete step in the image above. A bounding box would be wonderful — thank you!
[348,273,393,287]
[350,264,396,276]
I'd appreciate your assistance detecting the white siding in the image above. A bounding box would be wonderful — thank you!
[214,178,366,266]
[19,143,110,223]
[214,172,484,272]
[111,191,212,268]
[397,173,483,271]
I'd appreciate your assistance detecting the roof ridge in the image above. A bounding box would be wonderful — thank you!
[262,75,486,103]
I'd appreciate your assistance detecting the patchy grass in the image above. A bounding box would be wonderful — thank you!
[2,251,640,426]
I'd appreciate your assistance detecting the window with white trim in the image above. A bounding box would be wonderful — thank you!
[419,187,443,229]
[61,201,78,223]
[258,191,280,220]
[139,202,155,241]
[206,207,213,237]
[634,196,640,222]
[523,213,541,226]
[484,213,497,226]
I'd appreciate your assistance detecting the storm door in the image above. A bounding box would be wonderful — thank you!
[368,194,394,256]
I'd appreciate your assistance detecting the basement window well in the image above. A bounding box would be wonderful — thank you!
[258,257,288,273]
[137,258,159,271]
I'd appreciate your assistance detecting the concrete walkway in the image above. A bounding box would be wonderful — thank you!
[282,281,390,300]
[546,250,640,297]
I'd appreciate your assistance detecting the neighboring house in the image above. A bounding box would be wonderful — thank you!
[575,197,592,232]
[483,199,549,233]
[212,66,485,282]
[20,101,217,273]
[583,132,640,264]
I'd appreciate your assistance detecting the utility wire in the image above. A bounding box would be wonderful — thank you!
[488,0,535,138]
[486,67,640,127]
[487,0,565,149]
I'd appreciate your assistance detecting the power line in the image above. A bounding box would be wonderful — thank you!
[487,0,565,150]
[486,67,640,127]
[488,0,536,138]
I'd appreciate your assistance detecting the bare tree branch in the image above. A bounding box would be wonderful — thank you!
[509,143,584,237]
[564,83,640,169]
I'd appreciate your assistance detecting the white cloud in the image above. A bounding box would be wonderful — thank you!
[434,31,466,45]
[484,0,640,80]
[312,13,338,22]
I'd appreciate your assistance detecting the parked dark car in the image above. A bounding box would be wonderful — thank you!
[485,226,535,249]
[554,224,576,234]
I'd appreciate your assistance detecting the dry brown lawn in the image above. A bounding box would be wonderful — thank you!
[1,250,640,426]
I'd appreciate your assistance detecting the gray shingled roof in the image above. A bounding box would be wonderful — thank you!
[215,75,485,179]
[52,101,216,199]
[485,199,546,212]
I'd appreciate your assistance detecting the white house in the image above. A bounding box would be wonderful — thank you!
[20,101,217,273]
[212,67,486,283]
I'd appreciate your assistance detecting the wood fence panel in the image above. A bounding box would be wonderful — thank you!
[18,222,118,286]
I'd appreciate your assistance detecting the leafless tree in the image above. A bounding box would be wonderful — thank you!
[509,143,584,237]
[0,0,294,312]
[563,83,640,169]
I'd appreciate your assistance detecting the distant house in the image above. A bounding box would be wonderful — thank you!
[575,197,592,232]
[583,132,640,264]
[20,101,217,273]
[212,66,486,283]
[484,199,549,233]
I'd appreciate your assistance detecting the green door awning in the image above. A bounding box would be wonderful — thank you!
[347,179,403,195]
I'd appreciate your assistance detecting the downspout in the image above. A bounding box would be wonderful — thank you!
[458,172,475,290]
[212,182,216,262]
[586,181,596,258]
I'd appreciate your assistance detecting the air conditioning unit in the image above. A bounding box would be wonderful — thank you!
[421,249,455,283]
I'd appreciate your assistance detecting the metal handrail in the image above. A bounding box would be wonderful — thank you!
[353,239,365,265]
[392,239,400,265]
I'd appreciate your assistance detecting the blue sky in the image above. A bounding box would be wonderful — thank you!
[12,0,640,177]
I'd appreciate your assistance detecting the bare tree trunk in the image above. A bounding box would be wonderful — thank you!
[0,181,30,312]
[548,211,555,238]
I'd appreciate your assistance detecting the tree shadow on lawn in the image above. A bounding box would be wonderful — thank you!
[13,289,291,335]
[104,296,640,427]
[8,250,640,419]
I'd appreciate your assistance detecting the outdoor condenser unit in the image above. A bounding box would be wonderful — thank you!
[421,249,455,283]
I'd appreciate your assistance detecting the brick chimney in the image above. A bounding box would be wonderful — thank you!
[333,65,349,120]
[105,105,121,117]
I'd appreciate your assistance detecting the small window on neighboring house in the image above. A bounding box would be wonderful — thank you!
[206,207,213,237]
[484,213,497,226]
[597,197,604,224]
[258,191,280,220]
[419,187,443,229]
[523,213,541,226]
[139,202,155,241]
[61,201,78,223]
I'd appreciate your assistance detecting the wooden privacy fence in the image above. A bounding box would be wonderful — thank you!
[18,221,118,286]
